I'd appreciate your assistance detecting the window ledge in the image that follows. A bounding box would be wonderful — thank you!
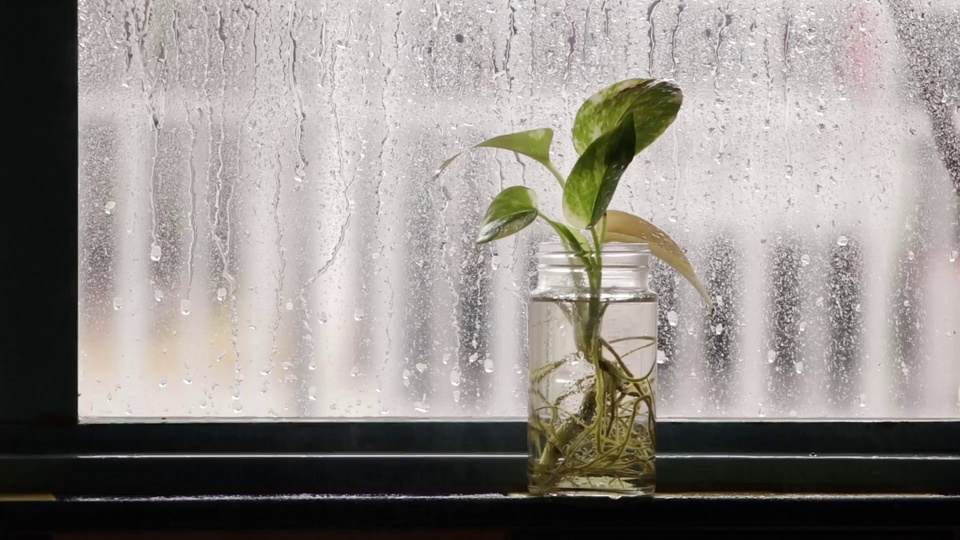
[2,493,958,533]
[3,451,958,496]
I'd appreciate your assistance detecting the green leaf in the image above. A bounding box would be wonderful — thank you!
[572,78,682,157]
[562,113,636,230]
[476,186,539,244]
[604,209,713,308]
[433,128,554,180]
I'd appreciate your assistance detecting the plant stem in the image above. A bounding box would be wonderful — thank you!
[536,387,596,469]
[545,160,566,188]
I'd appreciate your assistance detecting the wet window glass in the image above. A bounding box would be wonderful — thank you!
[79,0,960,418]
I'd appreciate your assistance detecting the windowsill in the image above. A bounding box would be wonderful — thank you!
[2,493,958,533]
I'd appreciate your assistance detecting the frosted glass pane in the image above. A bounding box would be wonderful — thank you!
[79,0,960,419]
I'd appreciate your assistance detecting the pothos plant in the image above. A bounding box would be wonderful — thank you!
[435,79,711,491]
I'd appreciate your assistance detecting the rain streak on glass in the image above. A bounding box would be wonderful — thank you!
[78,0,959,418]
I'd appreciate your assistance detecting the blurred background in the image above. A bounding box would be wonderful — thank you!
[78,0,960,419]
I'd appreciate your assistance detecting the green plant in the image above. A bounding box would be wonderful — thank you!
[435,78,711,492]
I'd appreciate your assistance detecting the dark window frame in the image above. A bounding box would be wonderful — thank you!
[1,1,957,498]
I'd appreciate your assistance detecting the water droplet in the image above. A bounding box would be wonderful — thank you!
[668,210,678,223]
[490,255,501,270]
[183,377,193,385]
[800,254,810,266]
[452,389,461,402]
[836,235,849,246]
[285,301,293,311]
[715,323,724,335]
[217,287,227,301]
[150,243,162,261]
[903,299,910,307]
[350,366,360,377]
[450,366,461,387]
[656,349,668,365]
[180,299,191,316]
[354,308,365,321]
[113,297,122,310]
[907,250,915,261]
[319,312,329,324]
[308,386,317,401]
[158,377,167,388]
[483,359,495,373]
[815,296,824,307]
[154,289,164,302]
[468,352,479,363]
[715,295,724,308]
[402,368,411,387]
[757,403,765,417]
[795,361,804,374]
[104,201,116,214]
[667,310,679,327]
[415,362,428,373]
[767,349,777,363]
[248,324,257,331]
[949,250,958,263]
[854,303,861,313]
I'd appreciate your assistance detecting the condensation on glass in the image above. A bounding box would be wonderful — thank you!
[78,0,960,419]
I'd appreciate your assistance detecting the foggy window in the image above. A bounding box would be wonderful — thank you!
[79,0,960,419]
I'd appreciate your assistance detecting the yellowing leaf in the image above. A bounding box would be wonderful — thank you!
[604,210,712,307]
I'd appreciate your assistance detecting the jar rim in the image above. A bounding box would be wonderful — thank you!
[537,241,650,254]
[536,241,650,270]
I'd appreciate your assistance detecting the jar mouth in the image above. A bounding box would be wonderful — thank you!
[537,241,650,269]
[538,241,650,255]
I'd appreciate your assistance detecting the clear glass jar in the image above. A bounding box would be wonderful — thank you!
[527,242,658,496]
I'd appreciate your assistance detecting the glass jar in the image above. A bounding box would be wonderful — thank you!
[527,242,658,496]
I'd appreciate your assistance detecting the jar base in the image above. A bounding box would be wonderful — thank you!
[529,486,655,498]
[529,475,655,498]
